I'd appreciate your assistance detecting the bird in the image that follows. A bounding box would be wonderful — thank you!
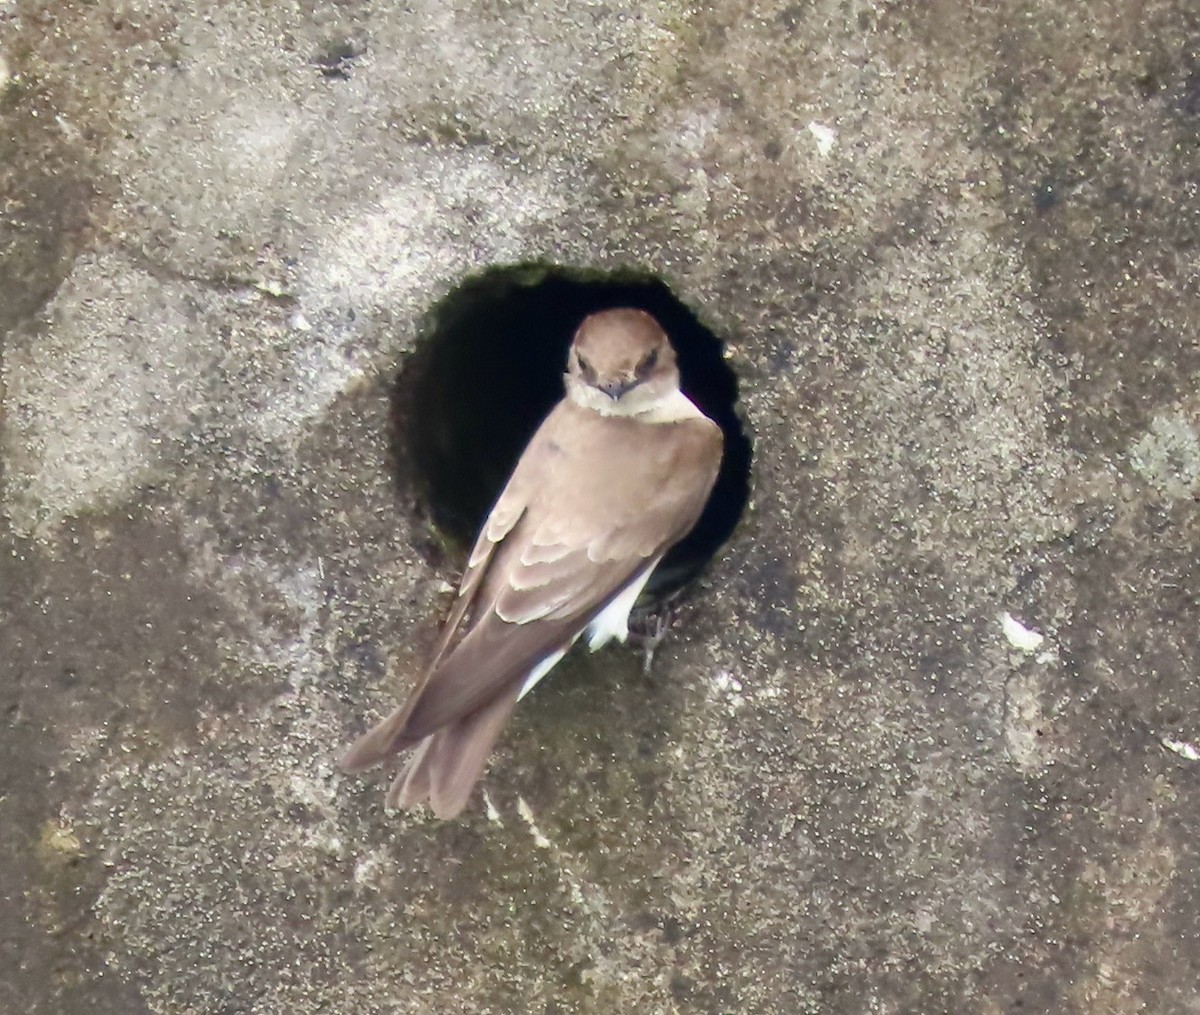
[341,307,724,818]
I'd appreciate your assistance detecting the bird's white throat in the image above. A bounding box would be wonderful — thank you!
[568,383,706,423]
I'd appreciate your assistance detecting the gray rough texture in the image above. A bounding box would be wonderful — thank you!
[2,1,1199,1013]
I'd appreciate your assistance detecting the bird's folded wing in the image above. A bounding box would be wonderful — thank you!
[398,418,722,741]
[342,408,721,770]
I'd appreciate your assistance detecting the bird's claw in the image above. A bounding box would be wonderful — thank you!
[627,606,675,675]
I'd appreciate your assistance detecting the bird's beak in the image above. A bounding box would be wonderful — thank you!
[597,378,638,401]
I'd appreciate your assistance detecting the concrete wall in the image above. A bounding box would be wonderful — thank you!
[1,1,1198,1012]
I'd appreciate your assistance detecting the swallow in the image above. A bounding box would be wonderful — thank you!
[341,307,724,818]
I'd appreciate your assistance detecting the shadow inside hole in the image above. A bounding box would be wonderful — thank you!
[396,263,752,599]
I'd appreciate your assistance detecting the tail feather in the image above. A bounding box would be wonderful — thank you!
[344,644,574,817]
[385,688,519,819]
[386,737,434,810]
[340,691,426,772]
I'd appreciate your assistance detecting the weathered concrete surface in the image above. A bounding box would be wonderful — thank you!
[2,0,1198,1012]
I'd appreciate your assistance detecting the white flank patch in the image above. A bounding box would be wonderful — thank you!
[585,559,660,650]
[517,645,570,701]
[518,557,663,701]
[1001,612,1044,653]
[1162,737,1200,762]
[808,121,837,157]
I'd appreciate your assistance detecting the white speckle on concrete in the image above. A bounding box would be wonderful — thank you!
[672,107,723,157]
[1001,612,1045,653]
[0,51,9,89]
[352,849,388,886]
[807,121,837,156]
[712,669,743,693]
[711,669,746,712]
[517,796,553,849]
[1161,736,1200,762]
[288,765,337,816]
[1129,413,1200,500]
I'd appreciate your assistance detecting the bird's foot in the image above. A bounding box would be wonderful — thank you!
[627,605,675,675]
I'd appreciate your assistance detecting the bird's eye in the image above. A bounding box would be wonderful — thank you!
[576,353,593,375]
[638,348,659,374]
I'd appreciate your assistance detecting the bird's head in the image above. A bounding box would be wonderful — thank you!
[565,308,680,416]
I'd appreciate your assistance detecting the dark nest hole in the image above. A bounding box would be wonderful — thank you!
[394,263,752,600]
